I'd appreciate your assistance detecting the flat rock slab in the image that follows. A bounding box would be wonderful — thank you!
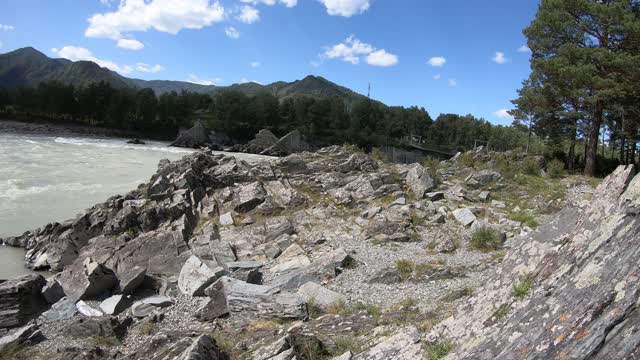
[0,274,47,330]
[117,266,146,295]
[76,300,104,317]
[297,282,346,308]
[40,298,78,322]
[0,324,41,353]
[352,327,424,360]
[131,296,174,318]
[100,295,131,315]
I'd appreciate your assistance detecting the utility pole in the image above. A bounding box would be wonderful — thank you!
[367,82,371,98]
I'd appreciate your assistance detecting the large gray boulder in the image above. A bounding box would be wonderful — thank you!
[196,276,307,321]
[465,169,503,188]
[41,277,65,304]
[297,282,346,309]
[39,297,77,322]
[131,296,174,318]
[58,257,118,302]
[0,274,47,332]
[117,266,146,295]
[261,129,310,156]
[178,256,226,297]
[170,120,211,149]
[428,165,640,359]
[246,129,279,153]
[406,164,436,198]
[452,208,476,227]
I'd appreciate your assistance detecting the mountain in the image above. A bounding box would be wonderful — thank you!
[0,47,368,103]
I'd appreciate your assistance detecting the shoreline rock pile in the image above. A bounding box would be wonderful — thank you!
[0,145,610,359]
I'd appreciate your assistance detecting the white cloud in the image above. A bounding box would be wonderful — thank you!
[117,38,144,50]
[320,0,370,17]
[427,56,446,67]
[51,46,163,75]
[366,49,398,67]
[85,0,225,41]
[518,45,531,53]
[0,24,15,31]
[493,51,508,64]
[433,74,441,80]
[448,79,457,87]
[238,5,260,24]
[241,0,297,7]
[494,109,513,119]
[225,26,240,39]
[187,74,221,86]
[250,61,261,68]
[324,35,397,67]
[52,46,127,73]
[135,63,164,73]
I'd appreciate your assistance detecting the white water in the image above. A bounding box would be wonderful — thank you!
[0,132,269,279]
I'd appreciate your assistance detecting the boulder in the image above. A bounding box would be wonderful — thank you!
[41,277,65,304]
[196,277,307,321]
[76,300,103,317]
[297,282,346,308]
[58,257,118,302]
[131,296,174,318]
[271,248,353,290]
[465,170,503,188]
[452,208,476,227]
[406,164,436,198]
[425,191,444,201]
[178,256,227,297]
[176,334,224,360]
[0,324,42,353]
[234,182,267,213]
[126,138,145,145]
[219,212,235,226]
[99,295,131,315]
[170,120,211,149]
[64,317,127,340]
[261,130,309,156]
[117,266,146,295]
[0,274,47,331]
[336,153,379,173]
[39,298,77,322]
[246,129,279,153]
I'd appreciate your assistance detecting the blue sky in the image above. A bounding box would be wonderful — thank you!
[0,0,540,124]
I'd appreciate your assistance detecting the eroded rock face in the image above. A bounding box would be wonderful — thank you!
[0,274,47,332]
[58,257,118,302]
[170,120,212,149]
[406,163,436,198]
[429,165,640,359]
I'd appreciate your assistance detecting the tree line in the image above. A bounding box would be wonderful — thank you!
[0,80,533,154]
[511,0,640,176]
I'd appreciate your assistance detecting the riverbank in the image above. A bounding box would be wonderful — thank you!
[0,119,168,141]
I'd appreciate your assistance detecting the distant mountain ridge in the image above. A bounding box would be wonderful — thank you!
[0,47,368,103]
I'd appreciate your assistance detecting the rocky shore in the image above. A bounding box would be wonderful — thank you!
[2,145,636,360]
[0,119,157,140]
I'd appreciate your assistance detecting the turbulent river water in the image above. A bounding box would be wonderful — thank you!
[0,132,268,279]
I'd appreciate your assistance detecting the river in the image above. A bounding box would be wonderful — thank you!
[0,131,268,279]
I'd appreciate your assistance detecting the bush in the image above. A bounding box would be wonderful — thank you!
[520,157,541,176]
[512,276,532,299]
[371,147,385,161]
[424,339,455,360]
[396,259,415,281]
[460,152,477,168]
[509,213,539,228]
[470,227,503,252]
[546,159,565,178]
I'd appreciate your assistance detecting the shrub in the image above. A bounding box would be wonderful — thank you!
[509,213,539,228]
[512,276,532,299]
[520,157,541,176]
[546,159,565,178]
[459,152,477,168]
[396,259,415,281]
[424,339,455,360]
[371,147,385,161]
[470,227,503,252]
[496,154,517,179]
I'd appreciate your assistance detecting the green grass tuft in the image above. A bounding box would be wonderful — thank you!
[512,276,533,299]
[424,339,455,360]
[469,227,503,252]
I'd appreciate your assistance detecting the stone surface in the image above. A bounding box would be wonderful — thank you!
[41,277,65,304]
[40,297,77,322]
[76,300,104,317]
[58,257,118,302]
[99,294,131,315]
[197,276,307,321]
[178,255,227,297]
[170,120,211,149]
[405,164,436,198]
[131,296,174,318]
[429,165,640,359]
[0,324,41,353]
[219,212,235,226]
[452,208,476,227]
[0,274,47,331]
[352,327,424,359]
[297,282,346,308]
